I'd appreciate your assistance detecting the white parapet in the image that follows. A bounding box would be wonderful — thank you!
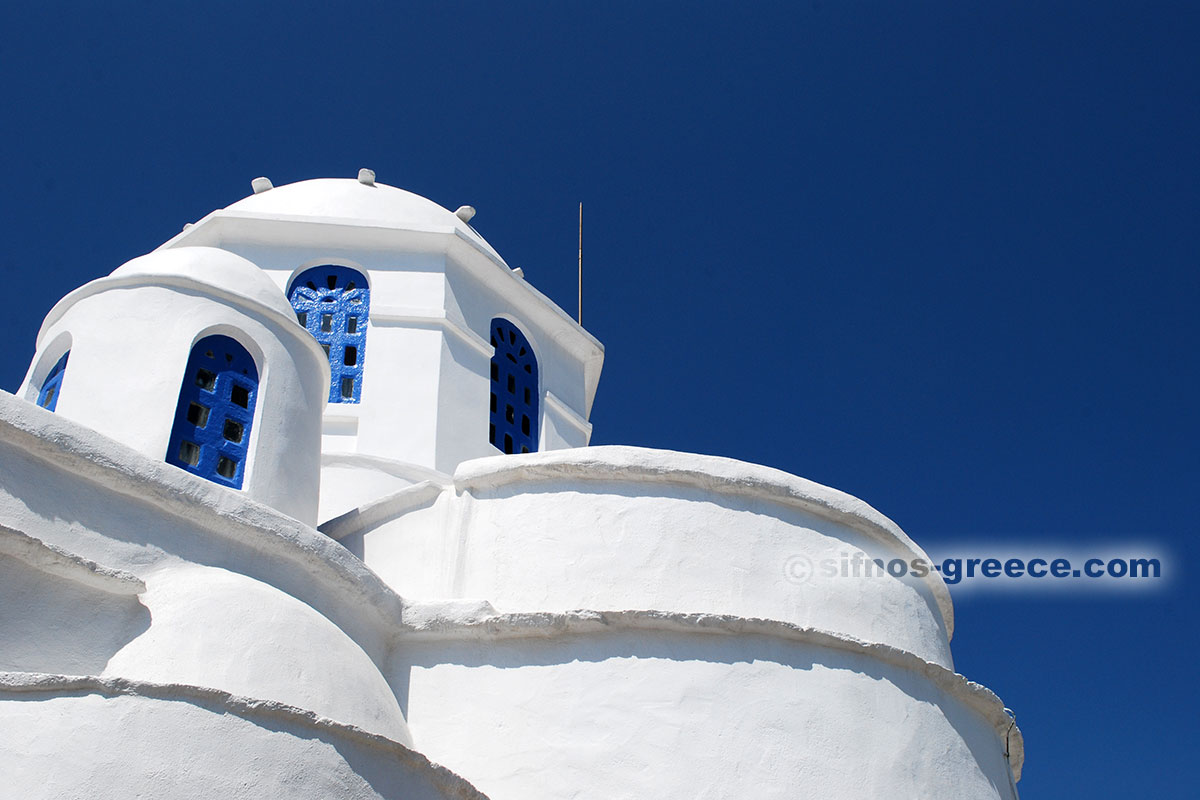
[325,445,955,667]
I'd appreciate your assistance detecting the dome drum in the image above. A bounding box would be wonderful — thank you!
[21,247,329,524]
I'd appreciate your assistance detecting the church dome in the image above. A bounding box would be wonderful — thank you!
[109,246,295,319]
[225,177,505,263]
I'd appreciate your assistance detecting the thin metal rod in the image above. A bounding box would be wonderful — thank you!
[577,202,583,325]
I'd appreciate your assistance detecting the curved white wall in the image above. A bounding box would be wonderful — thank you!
[0,530,148,675]
[0,679,482,800]
[104,564,411,743]
[333,446,953,667]
[391,620,1019,800]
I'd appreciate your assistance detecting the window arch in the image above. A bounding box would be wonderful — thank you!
[287,265,369,403]
[165,335,259,489]
[37,352,69,412]
[490,317,538,454]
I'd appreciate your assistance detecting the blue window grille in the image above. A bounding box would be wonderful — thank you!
[287,266,369,403]
[37,352,69,412]
[489,318,538,454]
[165,335,258,489]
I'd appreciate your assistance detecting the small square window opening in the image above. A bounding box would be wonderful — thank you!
[216,456,238,479]
[231,385,250,408]
[187,403,210,427]
[179,441,201,466]
[223,419,244,443]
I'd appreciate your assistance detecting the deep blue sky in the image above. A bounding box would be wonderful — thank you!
[2,2,1197,794]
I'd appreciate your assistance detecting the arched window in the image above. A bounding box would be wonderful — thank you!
[37,352,69,412]
[165,335,258,489]
[490,318,538,454]
[287,266,369,403]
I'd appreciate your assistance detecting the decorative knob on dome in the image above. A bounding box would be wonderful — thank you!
[455,205,476,223]
[358,168,376,186]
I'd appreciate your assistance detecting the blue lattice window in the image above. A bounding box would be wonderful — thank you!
[287,266,369,403]
[37,352,69,412]
[489,318,538,454]
[165,335,258,489]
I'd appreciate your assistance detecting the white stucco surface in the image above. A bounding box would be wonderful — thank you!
[107,245,297,318]
[0,526,148,675]
[104,564,411,743]
[389,606,1021,800]
[222,177,507,265]
[0,674,485,800]
[0,390,403,671]
[329,445,953,667]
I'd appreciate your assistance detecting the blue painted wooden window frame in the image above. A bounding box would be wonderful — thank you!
[165,335,258,489]
[287,265,369,403]
[37,352,69,412]
[489,318,538,454]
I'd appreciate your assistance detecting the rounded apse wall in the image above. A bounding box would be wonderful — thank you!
[345,446,953,667]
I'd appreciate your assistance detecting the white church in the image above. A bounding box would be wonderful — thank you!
[0,173,1023,798]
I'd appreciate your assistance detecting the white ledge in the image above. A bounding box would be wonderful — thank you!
[395,603,1020,780]
[371,306,493,359]
[543,390,593,438]
[321,480,447,541]
[321,453,452,486]
[0,672,489,799]
[0,523,145,596]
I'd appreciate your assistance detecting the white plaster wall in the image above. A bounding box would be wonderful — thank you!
[0,391,404,713]
[20,248,328,525]
[349,447,951,666]
[359,325,444,465]
[540,391,592,450]
[368,265,448,313]
[392,627,1018,800]
[0,685,483,800]
[104,564,410,743]
[435,330,494,473]
[0,552,149,674]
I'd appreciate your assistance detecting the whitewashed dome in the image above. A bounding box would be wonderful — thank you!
[225,177,505,263]
[109,246,295,318]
